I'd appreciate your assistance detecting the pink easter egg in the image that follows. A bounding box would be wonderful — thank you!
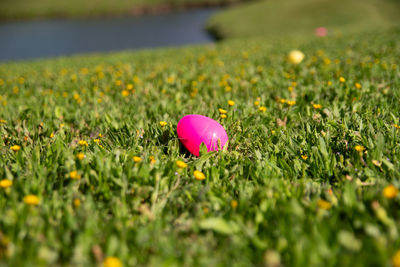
[315,27,328,37]
[177,114,228,156]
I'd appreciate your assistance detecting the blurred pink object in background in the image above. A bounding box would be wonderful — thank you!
[315,27,328,37]
[177,114,228,156]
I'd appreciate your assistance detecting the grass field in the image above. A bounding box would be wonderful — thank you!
[0,0,247,20]
[1,27,400,266]
[207,0,400,39]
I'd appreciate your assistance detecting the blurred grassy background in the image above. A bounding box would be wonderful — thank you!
[207,0,400,39]
[0,0,247,20]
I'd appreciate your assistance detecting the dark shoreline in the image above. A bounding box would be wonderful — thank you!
[0,0,244,23]
[130,0,241,16]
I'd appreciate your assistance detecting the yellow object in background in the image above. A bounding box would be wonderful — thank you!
[288,50,305,64]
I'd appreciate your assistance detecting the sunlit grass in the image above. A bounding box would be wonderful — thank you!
[0,28,400,265]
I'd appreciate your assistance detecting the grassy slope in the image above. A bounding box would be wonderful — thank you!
[1,29,400,266]
[207,0,400,39]
[0,0,246,20]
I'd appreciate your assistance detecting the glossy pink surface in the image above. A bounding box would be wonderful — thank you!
[177,114,228,156]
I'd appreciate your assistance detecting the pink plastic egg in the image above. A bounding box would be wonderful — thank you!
[177,114,228,156]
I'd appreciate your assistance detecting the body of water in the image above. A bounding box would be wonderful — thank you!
[0,9,217,62]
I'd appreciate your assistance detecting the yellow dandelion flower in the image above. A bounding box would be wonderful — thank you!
[50,132,54,138]
[98,133,103,138]
[225,86,232,92]
[60,123,65,128]
[279,98,286,104]
[220,114,227,119]
[339,77,346,83]
[73,198,81,207]
[133,156,142,163]
[313,104,322,109]
[324,58,331,65]
[78,140,88,147]
[24,195,40,206]
[393,124,400,129]
[133,76,141,84]
[228,100,235,106]
[301,155,308,160]
[218,108,227,114]
[126,84,133,90]
[383,185,398,199]
[194,170,206,180]
[176,160,187,169]
[121,90,129,97]
[231,200,238,209]
[166,76,175,84]
[76,153,85,160]
[317,199,331,210]
[159,121,167,127]
[93,139,100,144]
[10,145,21,152]
[259,106,267,112]
[115,80,122,86]
[69,171,81,179]
[354,145,365,152]
[355,83,362,89]
[392,250,400,267]
[286,100,296,106]
[0,119,6,124]
[190,88,198,97]
[271,130,276,135]
[254,100,260,106]
[149,156,156,164]
[198,74,206,81]
[80,68,88,75]
[0,179,12,189]
[103,256,122,267]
